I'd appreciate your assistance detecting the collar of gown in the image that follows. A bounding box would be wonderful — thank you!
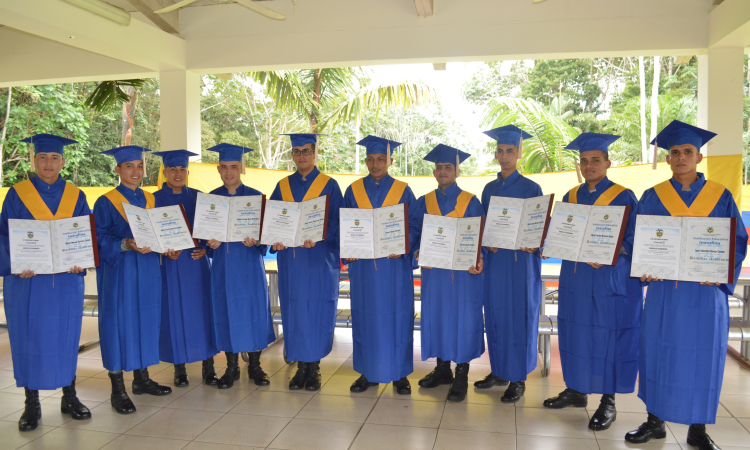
[669,172,705,192]
[365,173,392,186]
[31,175,66,193]
[438,182,460,197]
[293,166,320,182]
[497,170,520,185]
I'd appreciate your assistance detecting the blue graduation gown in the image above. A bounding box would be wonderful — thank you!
[94,184,162,372]
[270,167,342,362]
[412,182,485,364]
[154,184,217,364]
[637,174,747,425]
[208,184,275,353]
[480,171,542,382]
[0,177,90,390]
[343,174,417,383]
[557,177,643,395]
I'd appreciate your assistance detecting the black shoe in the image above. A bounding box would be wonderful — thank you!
[687,424,721,450]
[247,351,270,386]
[289,362,309,390]
[501,381,526,403]
[396,377,411,395]
[447,363,469,402]
[218,352,240,390]
[18,388,41,431]
[202,357,220,386]
[173,364,189,387]
[543,388,588,409]
[589,394,616,431]
[473,373,509,389]
[61,377,91,420]
[625,413,667,443]
[132,367,172,396]
[418,358,453,388]
[350,375,379,393]
[305,361,322,391]
[108,371,136,415]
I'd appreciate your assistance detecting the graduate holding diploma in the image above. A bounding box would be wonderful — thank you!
[625,121,747,450]
[0,134,92,431]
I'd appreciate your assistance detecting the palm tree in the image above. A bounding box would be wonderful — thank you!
[85,79,148,146]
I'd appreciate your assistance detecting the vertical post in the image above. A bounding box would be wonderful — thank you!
[159,70,202,162]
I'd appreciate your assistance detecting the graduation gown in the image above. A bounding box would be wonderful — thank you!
[480,170,543,382]
[343,174,417,383]
[636,174,747,425]
[208,184,275,353]
[412,182,485,364]
[154,184,217,364]
[557,177,643,395]
[270,167,342,362]
[0,176,90,390]
[94,184,162,372]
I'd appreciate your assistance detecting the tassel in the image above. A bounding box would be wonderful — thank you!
[574,261,577,273]
[314,134,319,168]
[241,149,246,175]
[387,141,391,168]
[574,160,582,183]
[652,140,658,170]
[675,280,678,289]
[456,153,460,178]
[30,147,35,172]
[373,260,378,271]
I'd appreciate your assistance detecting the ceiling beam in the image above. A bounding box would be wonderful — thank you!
[708,0,750,47]
[414,0,434,17]
[127,0,180,35]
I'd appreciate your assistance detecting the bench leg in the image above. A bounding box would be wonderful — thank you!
[541,334,551,377]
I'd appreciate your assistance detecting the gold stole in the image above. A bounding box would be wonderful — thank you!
[653,179,725,217]
[425,190,475,218]
[568,183,627,206]
[13,179,80,220]
[104,188,155,221]
[279,173,331,202]
[351,178,407,209]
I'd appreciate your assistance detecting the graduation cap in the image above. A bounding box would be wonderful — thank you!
[565,133,620,153]
[282,133,322,167]
[357,135,402,164]
[152,149,198,168]
[100,145,151,165]
[21,133,78,171]
[651,120,716,152]
[483,125,533,147]
[423,144,471,177]
[206,143,253,174]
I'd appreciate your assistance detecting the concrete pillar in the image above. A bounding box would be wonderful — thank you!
[159,70,201,162]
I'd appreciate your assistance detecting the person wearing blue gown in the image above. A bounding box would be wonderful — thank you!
[542,133,642,432]
[269,134,342,391]
[342,135,417,395]
[152,150,219,388]
[625,121,747,450]
[411,144,485,403]
[0,134,92,431]
[204,143,275,389]
[477,125,543,404]
[94,146,172,415]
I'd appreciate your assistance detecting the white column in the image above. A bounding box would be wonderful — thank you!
[697,48,744,157]
[159,70,201,161]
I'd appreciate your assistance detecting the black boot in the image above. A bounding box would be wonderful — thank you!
[289,362,309,390]
[418,358,453,388]
[350,375,379,393]
[202,357,220,386]
[589,394,616,431]
[218,352,240,389]
[132,367,172,396]
[543,388,588,409]
[396,377,411,395]
[305,361,322,391]
[687,424,721,450]
[18,388,41,431]
[247,351,269,386]
[109,371,136,415]
[625,413,667,443]
[473,373,509,389]
[501,381,526,403]
[61,377,91,420]
[173,364,189,387]
[447,363,469,402]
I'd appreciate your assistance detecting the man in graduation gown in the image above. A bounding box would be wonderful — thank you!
[411,144,485,402]
[270,134,343,391]
[0,134,92,431]
[626,121,747,450]
[342,135,417,395]
[94,146,172,415]
[204,143,275,389]
[152,150,219,387]
[542,133,642,432]
[478,125,543,403]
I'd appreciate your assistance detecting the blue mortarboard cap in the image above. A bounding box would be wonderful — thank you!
[100,145,151,164]
[205,143,253,162]
[483,125,533,146]
[650,120,716,152]
[422,144,471,165]
[357,135,402,155]
[20,133,78,155]
[282,133,319,148]
[565,133,620,153]
[152,149,198,168]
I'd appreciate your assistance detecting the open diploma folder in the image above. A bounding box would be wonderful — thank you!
[339,204,410,259]
[192,193,265,242]
[418,214,484,271]
[9,215,99,274]
[630,215,736,284]
[482,194,553,250]
[260,195,330,247]
[122,204,196,253]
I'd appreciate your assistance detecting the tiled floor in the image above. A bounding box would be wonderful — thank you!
[0,316,749,450]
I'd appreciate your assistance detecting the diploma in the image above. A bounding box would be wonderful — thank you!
[9,219,54,274]
[51,216,98,271]
[227,196,265,242]
[340,204,409,259]
[483,194,553,250]
[192,193,265,242]
[418,214,483,271]
[260,195,330,247]
[123,204,196,253]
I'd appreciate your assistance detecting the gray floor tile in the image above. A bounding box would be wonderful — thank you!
[267,418,361,450]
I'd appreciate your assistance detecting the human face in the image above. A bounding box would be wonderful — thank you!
[163,166,188,189]
[495,144,520,173]
[433,162,457,189]
[579,150,611,185]
[292,143,315,173]
[217,161,242,188]
[115,160,144,190]
[666,144,702,177]
[34,152,65,184]
[365,153,391,181]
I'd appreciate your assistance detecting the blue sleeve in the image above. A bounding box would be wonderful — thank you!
[618,190,639,263]
[323,181,343,254]
[562,191,570,203]
[532,182,543,197]
[0,189,19,276]
[268,183,282,254]
[721,191,747,296]
[342,186,356,209]
[93,197,125,267]
[410,197,426,255]
[481,183,491,214]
